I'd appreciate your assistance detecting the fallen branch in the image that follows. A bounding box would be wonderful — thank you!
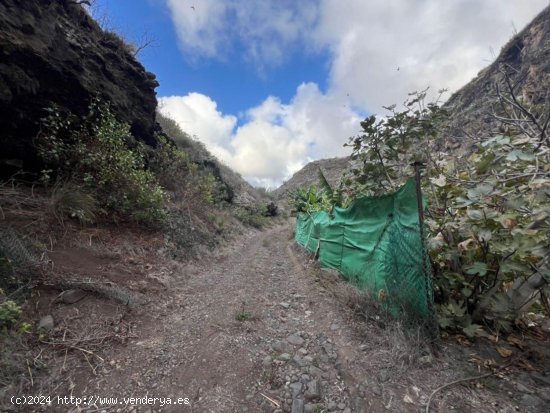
[259,393,280,408]
[425,371,494,413]
[425,353,525,413]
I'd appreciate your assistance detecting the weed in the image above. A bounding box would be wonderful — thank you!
[39,99,167,226]
[235,301,255,322]
[235,311,254,322]
[312,356,320,368]
[0,300,21,330]
[234,204,268,228]
[261,363,283,389]
[49,181,99,224]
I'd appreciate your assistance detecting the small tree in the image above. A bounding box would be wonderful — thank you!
[342,84,549,336]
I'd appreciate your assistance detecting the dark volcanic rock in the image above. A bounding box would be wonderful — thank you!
[0,0,159,176]
[444,6,549,139]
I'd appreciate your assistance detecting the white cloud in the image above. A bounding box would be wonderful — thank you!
[158,93,237,161]
[159,84,361,188]
[161,0,548,187]
[165,0,319,69]
[315,0,548,111]
[164,0,230,60]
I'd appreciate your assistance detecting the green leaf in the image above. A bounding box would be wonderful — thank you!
[461,287,473,298]
[465,262,487,276]
[475,153,496,174]
[462,323,486,338]
[499,260,528,275]
[478,229,492,242]
[430,174,447,187]
[467,183,494,200]
[467,208,484,220]
[517,152,535,161]
[454,196,473,208]
[437,315,452,329]
[482,135,509,147]
[506,150,535,162]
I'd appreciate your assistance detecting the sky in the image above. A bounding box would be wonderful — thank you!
[90,0,549,188]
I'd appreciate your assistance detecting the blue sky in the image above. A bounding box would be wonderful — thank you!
[91,0,330,115]
[90,0,548,188]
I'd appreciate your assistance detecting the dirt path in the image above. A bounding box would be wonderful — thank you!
[58,222,374,413]
[83,223,360,412]
[28,222,549,412]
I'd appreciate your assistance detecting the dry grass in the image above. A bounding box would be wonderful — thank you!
[289,240,436,371]
[0,307,137,411]
[40,309,137,371]
[331,281,432,368]
[48,181,99,225]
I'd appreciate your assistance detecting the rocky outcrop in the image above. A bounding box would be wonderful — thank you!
[444,5,549,139]
[0,0,159,176]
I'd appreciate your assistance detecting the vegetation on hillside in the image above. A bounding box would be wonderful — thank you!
[39,98,168,226]
[31,98,275,258]
[293,79,549,337]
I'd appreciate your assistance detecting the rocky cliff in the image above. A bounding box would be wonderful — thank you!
[445,5,549,139]
[0,0,159,176]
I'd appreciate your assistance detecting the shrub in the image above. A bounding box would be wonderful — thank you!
[234,204,268,228]
[340,87,549,336]
[148,134,193,191]
[265,201,278,217]
[38,98,167,226]
[0,300,21,331]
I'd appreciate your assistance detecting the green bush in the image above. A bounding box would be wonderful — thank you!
[39,99,167,226]
[0,300,21,331]
[234,204,268,228]
[338,88,549,336]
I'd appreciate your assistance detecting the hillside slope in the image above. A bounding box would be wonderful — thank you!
[273,157,352,201]
[445,5,549,139]
[157,113,266,206]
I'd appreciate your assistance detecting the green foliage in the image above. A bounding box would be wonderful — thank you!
[156,113,212,163]
[235,311,254,322]
[148,134,193,191]
[235,301,255,321]
[291,186,331,214]
[234,204,268,228]
[0,300,22,331]
[343,89,449,197]
[38,98,167,226]
[292,170,345,214]
[340,88,549,335]
[0,225,37,295]
[318,169,344,210]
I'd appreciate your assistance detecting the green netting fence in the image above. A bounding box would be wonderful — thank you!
[295,178,434,320]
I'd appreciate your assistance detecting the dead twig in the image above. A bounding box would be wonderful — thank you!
[425,353,526,413]
[26,359,34,387]
[425,370,494,413]
[259,392,280,408]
